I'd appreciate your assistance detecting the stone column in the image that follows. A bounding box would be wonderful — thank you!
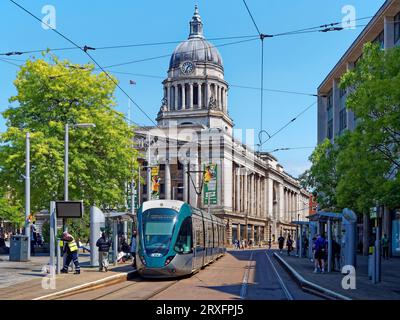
[198,83,202,109]
[182,83,186,110]
[225,88,228,113]
[183,162,188,202]
[244,170,248,213]
[257,177,260,218]
[236,167,241,212]
[174,85,178,110]
[251,174,255,215]
[267,178,273,220]
[165,161,171,200]
[264,178,268,219]
[189,82,193,109]
[166,83,171,110]
[279,183,284,222]
[207,82,211,108]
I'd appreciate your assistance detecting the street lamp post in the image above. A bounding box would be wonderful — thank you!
[25,132,31,259]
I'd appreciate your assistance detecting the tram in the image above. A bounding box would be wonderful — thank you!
[136,200,226,278]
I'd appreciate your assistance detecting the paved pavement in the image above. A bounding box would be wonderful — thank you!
[53,249,321,300]
[276,251,400,300]
[0,251,135,300]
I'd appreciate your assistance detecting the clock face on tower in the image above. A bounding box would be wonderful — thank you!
[180,61,195,75]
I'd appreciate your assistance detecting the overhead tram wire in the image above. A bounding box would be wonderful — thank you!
[0,34,259,57]
[266,146,316,153]
[0,15,377,58]
[101,37,260,69]
[9,0,157,127]
[258,100,317,148]
[2,59,319,99]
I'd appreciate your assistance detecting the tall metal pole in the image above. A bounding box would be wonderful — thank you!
[25,132,31,260]
[64,123,69,232]
[147,132,151,201]
[64,123,69,201]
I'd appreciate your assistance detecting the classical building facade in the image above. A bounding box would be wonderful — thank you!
[135,6,309,245]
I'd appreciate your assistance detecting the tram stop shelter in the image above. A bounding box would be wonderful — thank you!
[90,206,136,267]
[306,209,357,272]
[290,221,313,259]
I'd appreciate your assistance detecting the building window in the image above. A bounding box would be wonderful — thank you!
[395,12,400,46]
[339,87,346,98]
[373,31,384,49]
[327,120,333,139]
[339,108,347,132]
[326,91,333,139]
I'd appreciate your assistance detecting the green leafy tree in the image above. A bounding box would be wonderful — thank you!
[306,138,340,210]
[0,54,139,239]
[340,43,400,210]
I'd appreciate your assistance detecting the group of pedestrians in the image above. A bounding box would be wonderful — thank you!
[277,234,294,255]
[233,239,254,249]
[59,229,138,275]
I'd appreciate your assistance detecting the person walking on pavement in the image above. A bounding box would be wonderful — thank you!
[130,230,137,269]
[60,232,81,274]
[313,233,327,273]
[278,235,285,254]
[286,235,293,256]
[381,234,390,260]
[96,232,111,272]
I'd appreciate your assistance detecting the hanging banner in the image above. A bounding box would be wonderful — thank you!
[151,166,161,200]
[203,164,218,205]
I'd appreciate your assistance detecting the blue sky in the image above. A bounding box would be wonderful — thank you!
[0,0,386,177]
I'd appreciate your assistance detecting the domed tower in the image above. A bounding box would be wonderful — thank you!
[156,5,233,133]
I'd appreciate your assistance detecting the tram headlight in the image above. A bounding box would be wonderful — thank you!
[139,255,147,266]
[164,255,175,266]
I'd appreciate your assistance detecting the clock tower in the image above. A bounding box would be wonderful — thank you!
[156,5,233,134]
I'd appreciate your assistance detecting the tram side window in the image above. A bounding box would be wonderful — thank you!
[174,217,193,254]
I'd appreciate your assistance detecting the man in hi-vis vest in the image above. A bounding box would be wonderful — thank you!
[60,232,81,274]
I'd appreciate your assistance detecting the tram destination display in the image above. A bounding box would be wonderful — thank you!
[55,201,84,218]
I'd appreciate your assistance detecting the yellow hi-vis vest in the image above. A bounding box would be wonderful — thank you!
[67,240,78,252]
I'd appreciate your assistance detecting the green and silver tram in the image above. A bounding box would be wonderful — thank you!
[136,200,226,278]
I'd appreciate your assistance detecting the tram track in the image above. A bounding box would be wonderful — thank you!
[265,250,294,300]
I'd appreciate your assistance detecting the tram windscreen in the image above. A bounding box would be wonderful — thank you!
[142,208,177,256]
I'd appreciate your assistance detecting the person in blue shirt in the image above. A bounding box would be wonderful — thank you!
[313,233,327,273]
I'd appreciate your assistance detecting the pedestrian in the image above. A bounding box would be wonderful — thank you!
[332,239,341,271]
[29,222,37,256]
[96,232,111,272]
[303,236,309,257]
[381,233,390,260]
[241,239,245,249]
[313,233,327,273]
[286,235,293,256]
[60,232,81,274]
[130,230,137,269]
[278,235,285,254]
[268,238,272,250]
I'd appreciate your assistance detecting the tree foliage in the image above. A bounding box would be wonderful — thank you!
[0,54,139,235]
[303,43,400,214]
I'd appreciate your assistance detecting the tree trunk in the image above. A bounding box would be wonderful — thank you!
[362,213,370,256]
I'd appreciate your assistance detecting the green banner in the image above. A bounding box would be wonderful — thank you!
[203,164,218,205]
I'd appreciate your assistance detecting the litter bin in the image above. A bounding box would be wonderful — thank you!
[9,235,29,261]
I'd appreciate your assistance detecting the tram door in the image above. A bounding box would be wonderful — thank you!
[193,216,204,270]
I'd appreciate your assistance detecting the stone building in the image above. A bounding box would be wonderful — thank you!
[134,6,309,245]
